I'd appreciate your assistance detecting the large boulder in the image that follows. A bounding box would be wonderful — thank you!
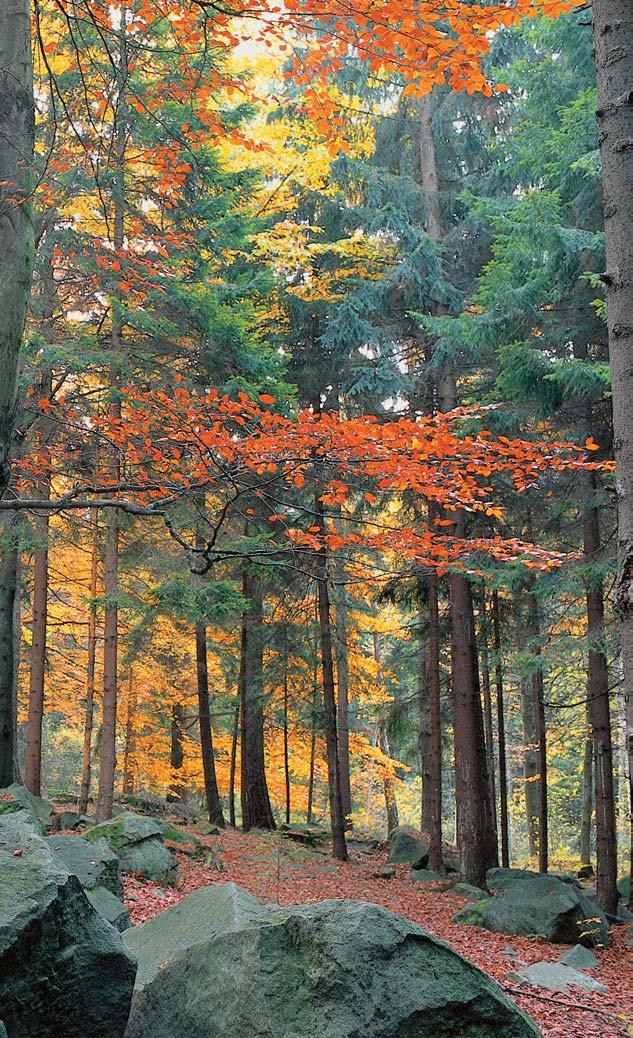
[455,875,608,947]
[46,833,130,931]
[0,784,53,835]
[0,819,136,1037]
[486,868,539,891]
[46,834,124,897]
[84,811,178,884]
[124,882,540,1038]
[387,827,429,868]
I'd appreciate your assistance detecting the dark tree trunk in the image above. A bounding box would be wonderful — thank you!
[196,621,225,827]
[591,0,633,908]
[0,513,20,785]
[583,472,618,915]
[239,566,275,830]
[333,581,353,829]
[580,706,593,867]
[492,591,510,867]
[229,697,239,827]
[0,0,34,491]
[479,591,498,844]
[417,583,432,833]
[23,474,50,797]
[79,528,99,815]
[374,633,399,835]
[521,674,539,860]
[283,644,291,825]
[122,671,137,796]
[528,592,548,873]
[167,702,187,803]
[427,571,443,872]
[314,492,348,861]
[306,666,318,825]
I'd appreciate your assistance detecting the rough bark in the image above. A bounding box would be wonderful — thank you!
[492,591,510,868]
[479,591,498,839]
[0,0,34,491]
[79,527,99,815]
[0,513,20,785]
[314,492,348,861]
[167,702,187,803]
[583,472,618,914]
[195,620,225,827]
[239,565,275,830]
[591,0,633,907]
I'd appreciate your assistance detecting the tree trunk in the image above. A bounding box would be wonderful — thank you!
[314,492,348,861]
[283,642,291,825]
[427,570,443,872]
[417,583,432,833]
[374,632,399,835]
[196,620,225,827]
[521,674,540,860]
[229,697,239,827]
[79,527,99,815]
[580,707,593,866]
[23,474,50,797]
[167,701,187,803]
[332,580,353,829]
[239,565,275,830]
[306,663,318,825]
[591,0,633,908]
[0,0,34,491]
[122,670,137,796]
[479,590,498,836]
[0,513,20,785]
[96,20,128,822]
[583,472,618,914]
[528,592,548,873]
[492,590,510,867]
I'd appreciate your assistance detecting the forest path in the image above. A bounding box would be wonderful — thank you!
[123,827,632,1038]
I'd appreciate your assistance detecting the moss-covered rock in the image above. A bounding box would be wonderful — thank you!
[387,827,430,868]
[455,876,608,947]
[0,784,53,835]
[84,812,177,884]
[124,883,540,1038]
[0,819,136,1037]
[452,882,491,901]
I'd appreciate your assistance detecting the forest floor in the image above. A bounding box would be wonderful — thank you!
[123,827,632,1038]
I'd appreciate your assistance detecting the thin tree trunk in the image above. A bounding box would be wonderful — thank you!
[0,514,20,785]
[23,370,53,797]
[521,674,540,860]
[427,570,443,872]
[0,0,34,491]
[306,660,318,825]
[374,632,399,835]
[333,580,353,829]
[239,565,275,830]
[528,592,548,873]
[479,590,498,835]
[314,491,348,861]
[583,471,618,914]
[79,527,99,815]
[196,620,225,827]
[492,590,510,867]
[591,0,633,908]
[580,707,593,866]
[96,21,127,822]
[283,639,291,825]
[167,701,186,803]
[417,582,432,833]
[229,697,239,827]
[122,670,137,796]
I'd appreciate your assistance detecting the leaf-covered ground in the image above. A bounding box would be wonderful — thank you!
[123,828,632,1038]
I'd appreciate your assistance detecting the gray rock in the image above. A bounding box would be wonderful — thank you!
[0,819,136,1037]
[46,834,124,897]
[387,827,429,868]
[124,884,539,1038]
[87,886,131,932]
[617,876,630,903]
[452,882,491,901]
[509,962,605,994]
[486,867,539,890]
[560,944,598,969]
[0,784,53,834]
[371,867,396,879]
[410,868,445,883]
[84,812,178,884]
[455,875,609,947]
